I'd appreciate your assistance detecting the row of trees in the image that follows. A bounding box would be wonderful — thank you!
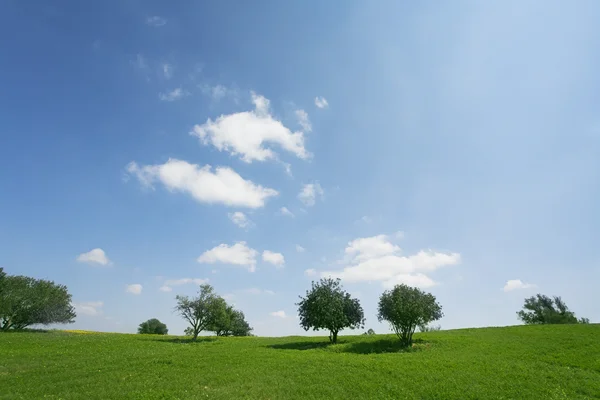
[0,267,76,331]
[174,284,253,340]
[297,278,443,346]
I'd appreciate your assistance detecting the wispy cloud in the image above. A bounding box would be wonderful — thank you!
[159,88,185,102]
[146,16,166,27]
[314,96,328,109]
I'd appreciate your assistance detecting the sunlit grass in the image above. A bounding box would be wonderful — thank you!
[1,324,599,399]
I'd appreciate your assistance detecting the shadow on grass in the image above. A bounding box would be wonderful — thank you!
[267,338,428,355]
[149,337,218,344]
[267,341,344,351]
[1,328,51,334]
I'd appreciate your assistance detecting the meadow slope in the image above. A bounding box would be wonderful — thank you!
[1,325,599,399]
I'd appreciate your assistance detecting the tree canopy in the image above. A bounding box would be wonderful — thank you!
[377,284,443,347]
[138,318,168,335]
[297,278,365,343]
[517,294,588,325]
[175,284,252,339]
[0,273,76,331]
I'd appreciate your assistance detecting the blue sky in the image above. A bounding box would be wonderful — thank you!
[1,0,599,336]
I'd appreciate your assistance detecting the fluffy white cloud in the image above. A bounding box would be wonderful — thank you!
[320,234,460,288]
[198,242,258,272]
[295,109,312,132]
[296,244,305,253]
[345,235,400,262]
[314,96,329,109]
[191,92,310,163]
[73,301,103,316]
[159,286,172,292]
[126,284,143,295]
[279,207,295,217]
[304,268,317,277]
[270,310,287,318]
[503,279,537,292]
[126,159,278,208]
[146,16,166,27]
[76,248,111,266]
[159,88,185,101]
[162,63,173,79]
[262,250,285,267]
[228,211,250,228]
[298,182,324,206]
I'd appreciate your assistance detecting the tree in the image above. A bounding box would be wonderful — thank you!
[175,284,225,340]
[297,278,365,344]
[0,274,76,331]
[138,318,168,335]
[517,294,587,325]
[377,284,443,347]
[209,305,253,337]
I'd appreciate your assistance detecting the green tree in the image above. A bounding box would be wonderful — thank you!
[175,284,224,340]
[297,278,365,344]
[210,305,253,337]
[377,284,443,347]
[517,294,586,325]
[0,274,76,331]
[138,318,168,335]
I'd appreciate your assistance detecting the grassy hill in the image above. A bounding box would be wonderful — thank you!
[0,324,599,399]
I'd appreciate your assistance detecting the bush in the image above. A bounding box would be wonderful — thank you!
[517,294,588,325]
[138,318,168,335]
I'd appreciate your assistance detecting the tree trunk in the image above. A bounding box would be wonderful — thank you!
[329,330,338,344]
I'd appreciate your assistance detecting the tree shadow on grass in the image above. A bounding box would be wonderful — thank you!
[342,338,427,355]
[267,338,428,355]
[149,337,218,344]
[1,328,51,334]
[267,341,344,351]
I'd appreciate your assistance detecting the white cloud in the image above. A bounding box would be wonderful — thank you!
[314,96,329,109]
[357,216,373,224]
[198,242,258,272]
[298,182,324,206]
[320,234,460,288]
[270,310,287,318]
[126,284,143,295]
[503,279,537,292]
[76,248,111,266]
[159,88,185,102]
[279,206,295,217]
[162,63,173,79]
[304,268,317,277]
[73,301,103,316]
[126,158,278,208]
[191,92,310,163]
[296,244,305,253]
[159,278,208,293]
[146,16,166,27]
[345,235,400,262]
[200,84,237,102]
[262,250,285,267]
[295,109,312,132]
[228,211,250,228]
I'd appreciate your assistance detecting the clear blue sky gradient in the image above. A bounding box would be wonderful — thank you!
[1,0,599,336]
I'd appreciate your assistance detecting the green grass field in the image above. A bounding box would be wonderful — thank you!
[1,325,599,399]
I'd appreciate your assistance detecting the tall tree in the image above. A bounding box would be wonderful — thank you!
[0,274,76,331]
[377,284,443,347]
[517,294,586,325]
[138,318,168,335]
[175,284,223,340]
[297,278,365,344]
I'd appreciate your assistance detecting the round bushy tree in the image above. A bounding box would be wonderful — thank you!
[138,318,168,335]
[297,278,365,344]
[377,284,443,347]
